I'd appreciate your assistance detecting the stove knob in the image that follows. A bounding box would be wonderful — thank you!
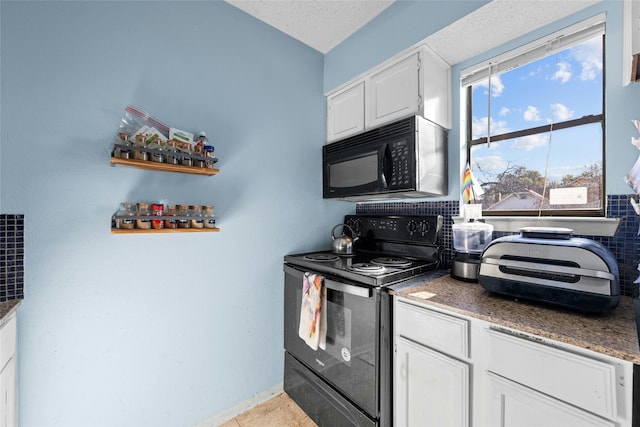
[407,220,417,234]
[418,220,430,234]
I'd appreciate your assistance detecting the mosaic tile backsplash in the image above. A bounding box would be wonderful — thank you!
[357,195,640,297]
[0,215,24,302]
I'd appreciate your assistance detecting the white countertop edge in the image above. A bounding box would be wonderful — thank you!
[452,216,621,237]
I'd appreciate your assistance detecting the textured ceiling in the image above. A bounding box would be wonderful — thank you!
[427,0,600,65]
[225,0,395,53]
[225,0,599,64]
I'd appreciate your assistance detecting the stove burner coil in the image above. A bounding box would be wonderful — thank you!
[303,253,340,262]
[350,263,386,274]
[371,257,412,268]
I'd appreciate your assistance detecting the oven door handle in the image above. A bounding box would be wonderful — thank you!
[284,264,372,298]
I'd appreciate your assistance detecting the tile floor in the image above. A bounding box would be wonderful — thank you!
[220,392,317,427]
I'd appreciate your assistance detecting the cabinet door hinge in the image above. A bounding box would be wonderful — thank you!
[418,95,423,108]
[417,58,421,70]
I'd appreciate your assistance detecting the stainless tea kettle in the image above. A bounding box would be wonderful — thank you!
[332,224,359,255]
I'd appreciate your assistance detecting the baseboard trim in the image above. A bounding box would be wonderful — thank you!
[193,383,284,427]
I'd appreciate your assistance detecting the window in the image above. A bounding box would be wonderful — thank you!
[463,17,605,216]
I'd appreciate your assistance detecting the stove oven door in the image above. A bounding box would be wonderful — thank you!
[283,264,381,421]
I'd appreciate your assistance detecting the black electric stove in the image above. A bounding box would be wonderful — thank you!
[283,214,443,427]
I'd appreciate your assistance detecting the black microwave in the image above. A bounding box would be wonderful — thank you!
[323,115,448,201]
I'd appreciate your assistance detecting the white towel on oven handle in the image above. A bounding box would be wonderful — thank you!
[298,272,327,351]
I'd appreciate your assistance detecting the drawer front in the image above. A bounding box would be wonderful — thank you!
[0,313,16,371]
[395,299,469,359]
[487,328,617,420]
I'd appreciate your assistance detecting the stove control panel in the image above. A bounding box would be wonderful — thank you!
[345,215,442,244]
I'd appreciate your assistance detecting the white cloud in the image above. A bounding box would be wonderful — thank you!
[571,37,602,81]
[499,107,510,116]
[550,103,574,121]
[523,106,541,122]
[511,133,549,151]
[472,116,509,139]
[552,61,572,84]
[472,155,507,171]
[475,74,505,97]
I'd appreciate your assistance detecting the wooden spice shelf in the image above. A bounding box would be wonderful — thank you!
[110,156,219,176]
[111,227,220,234]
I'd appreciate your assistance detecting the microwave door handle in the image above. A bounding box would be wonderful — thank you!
[381,144,393,188]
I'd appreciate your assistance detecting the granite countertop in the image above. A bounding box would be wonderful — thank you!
[393,273,640,364]
[0,300,21,326]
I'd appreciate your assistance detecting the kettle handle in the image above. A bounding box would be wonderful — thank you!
[332,224,355,240]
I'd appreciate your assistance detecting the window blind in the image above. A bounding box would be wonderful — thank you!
[461,13,605,88]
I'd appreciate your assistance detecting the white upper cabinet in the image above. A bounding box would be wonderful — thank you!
[326,81,365,142]
[326,45,451,143]
[367,53,421,129]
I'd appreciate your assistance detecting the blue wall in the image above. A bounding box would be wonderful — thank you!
[0,1,352,425]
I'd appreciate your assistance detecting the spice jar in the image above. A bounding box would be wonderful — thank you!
[151,203,164,229]
[136,202,151,229]
[190,205,204,228]
[176,204,190,229]
[203,205,216,229]
[204,145,215,168]
[149,141,165,163]
[133,134,148,161]
[164,205,177,229]
[166,140,179,165]
[116,202,135,230]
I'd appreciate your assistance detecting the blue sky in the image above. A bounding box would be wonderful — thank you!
[470,35,603,184]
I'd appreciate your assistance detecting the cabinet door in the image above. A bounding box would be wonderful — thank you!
[0,358,16,427]
[326,81,365,142]
[394,336,469,427]
[487,373,615,427]
[367,53,420,129]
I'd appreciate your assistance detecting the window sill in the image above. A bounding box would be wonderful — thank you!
[452,216,620,237]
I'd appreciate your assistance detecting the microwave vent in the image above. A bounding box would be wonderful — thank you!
[324,116,416,155]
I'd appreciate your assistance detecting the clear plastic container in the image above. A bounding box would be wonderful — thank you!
[452,220,493,253]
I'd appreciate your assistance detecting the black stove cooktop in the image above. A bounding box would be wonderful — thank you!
[284,214,443,287]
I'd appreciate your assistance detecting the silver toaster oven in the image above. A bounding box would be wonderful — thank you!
[478,227,619,313]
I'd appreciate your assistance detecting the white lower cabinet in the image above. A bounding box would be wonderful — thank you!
[487,372,615,427]
[395,336,469,427]
[0,314,17,427]
[0,358,15,427]
[393,299,470,427]
[393,296,634,427]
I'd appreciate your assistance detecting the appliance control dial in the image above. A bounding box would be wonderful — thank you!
[406,220,418,234]
[418,220,430,234]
